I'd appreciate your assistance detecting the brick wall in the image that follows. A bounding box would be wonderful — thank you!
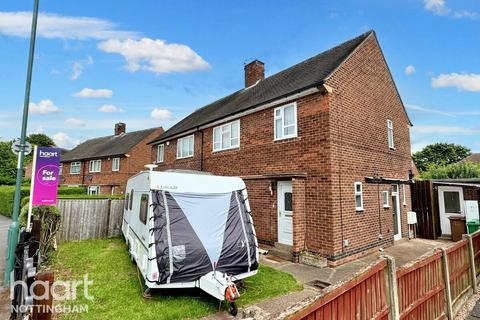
[325,33,413,262]
[61,128,163,194]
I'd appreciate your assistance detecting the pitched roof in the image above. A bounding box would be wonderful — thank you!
[461,153,480,164]
[149,30,374,144]
[61,128,158,162]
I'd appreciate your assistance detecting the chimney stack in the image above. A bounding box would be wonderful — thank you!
[114,122,126,135]
[244,60,264,87]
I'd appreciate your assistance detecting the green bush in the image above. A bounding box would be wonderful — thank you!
[19,205,61,263]
[420,161,480,180]
[0,186,86,217]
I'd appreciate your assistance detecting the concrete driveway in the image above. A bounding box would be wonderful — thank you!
[0,215,12,285]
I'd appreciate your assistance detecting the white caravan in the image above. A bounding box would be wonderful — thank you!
[121,169,259,315]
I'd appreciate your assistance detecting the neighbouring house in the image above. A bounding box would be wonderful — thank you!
[60,123,163,195]
[461,153,480,164]
[148,30,414,266]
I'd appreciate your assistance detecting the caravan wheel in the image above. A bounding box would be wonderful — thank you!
[228,302,238,316]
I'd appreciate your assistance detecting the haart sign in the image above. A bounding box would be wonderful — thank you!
[31,147,61,205]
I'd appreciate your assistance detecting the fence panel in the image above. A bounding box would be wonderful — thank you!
[289,260,389,320]
[446,240,472,308]
[472,231,480,276]
[57,199,125,241]
[396,251,445,320]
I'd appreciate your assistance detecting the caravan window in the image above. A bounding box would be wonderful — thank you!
[129,189,134,210]
[124,192,129,210]
[139,194,149,224]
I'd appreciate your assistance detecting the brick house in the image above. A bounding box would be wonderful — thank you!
[60,123,163,195]
[148,30,415,266]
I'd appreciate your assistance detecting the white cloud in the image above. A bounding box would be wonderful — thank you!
[151,108,173,121]
[423,0,478,19]
[405,65,416,75]
[29,99,60,114]
[424,0,450,15]
[70,56,93,80]
[73,88,113,98]
[411,125,479,135]
[52,132,80,149]
[405,104,455,117]
[431,73,480,92]
[0,11,137,40]
[65,117,86,127]
[97,38,210,74]
[98,104,123,113]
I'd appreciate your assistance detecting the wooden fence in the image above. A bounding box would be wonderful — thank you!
[411,180,441,240]
[56,199,124,241]
[287,231,480,320]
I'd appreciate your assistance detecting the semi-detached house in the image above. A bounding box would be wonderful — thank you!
[60,123,163,195]
[148,30,415,266]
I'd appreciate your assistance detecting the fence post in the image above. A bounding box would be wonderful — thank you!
[440,248,453,320]
[382,255,400,320]
[464,234,477,292]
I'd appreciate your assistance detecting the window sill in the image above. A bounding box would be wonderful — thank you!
[176,156,194,160]
[389,147,396,150]
[274,135,298,142]
[356,208,365,212]
[383,205,390,209]
[212,146,240,153]
[69,173,80,175]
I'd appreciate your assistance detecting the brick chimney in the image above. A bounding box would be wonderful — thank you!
[114,122,126,135]
[244,60,264,87]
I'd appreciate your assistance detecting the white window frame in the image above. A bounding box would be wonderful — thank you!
[213,120,240,152]
[274,102,298,141]
[383,191,390,208]
[89,160,102,173]
[156,144,165,163]
[387,119,395,149]
[354,182,364,211]
[402,184,407,206]
[70,162,81,174]
[88,185,100,195]
[112,157,120,171]
[59,164,63,175]
[176,135,194,159]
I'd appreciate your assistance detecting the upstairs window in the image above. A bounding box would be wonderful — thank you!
[177,135,194,159]
[139,194,149,225]
[213,120,240,151]
[157,144,165,163]
[354,182,364,211]
[274,103,297,140]
[70,162,81,174]
[89,160,101,173]
[112,158,120,171]
[387,119,395,149]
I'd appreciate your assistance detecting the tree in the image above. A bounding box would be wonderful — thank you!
[413,143,471,172]
[26,133,55,147]
[0,141,17,185]
[420,162,480,180]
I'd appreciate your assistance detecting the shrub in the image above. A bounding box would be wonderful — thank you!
[0,186,86,217]
[420,161,480,180]
[19,205,61,263]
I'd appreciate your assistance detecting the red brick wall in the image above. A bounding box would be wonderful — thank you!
[61,128,163,194]
[325,33,412,262]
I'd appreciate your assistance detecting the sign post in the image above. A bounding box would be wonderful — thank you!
[27,146,61,228]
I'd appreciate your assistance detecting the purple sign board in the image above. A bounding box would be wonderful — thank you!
[31,147,61,205]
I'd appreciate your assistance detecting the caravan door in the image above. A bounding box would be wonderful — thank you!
[438,186,464,235]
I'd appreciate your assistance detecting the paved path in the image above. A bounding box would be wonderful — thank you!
[0,215,12,285]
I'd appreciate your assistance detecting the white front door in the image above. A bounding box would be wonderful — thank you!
[392,185,402,241]
[438,186,465,235]
[277,181,293,245]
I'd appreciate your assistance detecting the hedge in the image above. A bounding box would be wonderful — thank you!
[0,185,86,217]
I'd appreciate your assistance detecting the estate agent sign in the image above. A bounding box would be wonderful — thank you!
[31,146,61,205]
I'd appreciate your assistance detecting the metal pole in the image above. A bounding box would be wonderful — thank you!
[4,0,40,287]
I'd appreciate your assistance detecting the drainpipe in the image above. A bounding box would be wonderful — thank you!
[200,129,204,171]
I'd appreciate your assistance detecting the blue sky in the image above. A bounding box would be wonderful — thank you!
[0,0,479,153]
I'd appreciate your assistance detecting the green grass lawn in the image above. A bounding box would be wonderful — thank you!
[50,238,302,320]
